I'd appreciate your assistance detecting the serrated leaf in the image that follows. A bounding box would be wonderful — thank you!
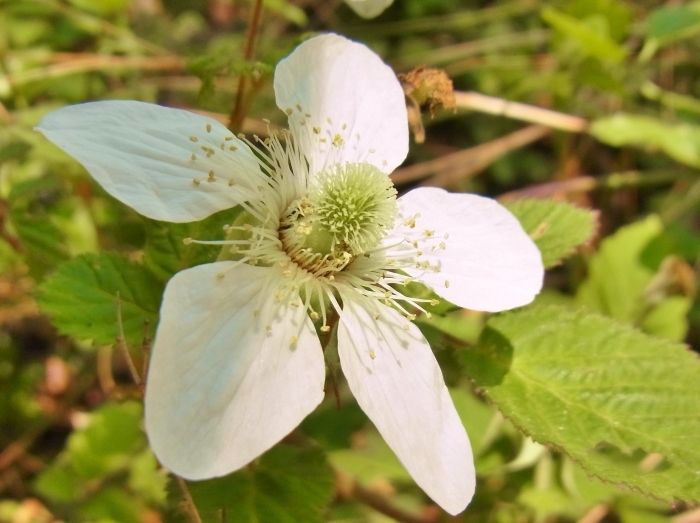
[590,113,700,167]
[186,445,334,523]
[462,304,700,504]
[38,253,162,347]
[504,199,596,268]
[143,207,242,282]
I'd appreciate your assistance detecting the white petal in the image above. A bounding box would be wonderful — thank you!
[145,262,325,479]
[344,0,393,18]
[36,101,263,222]
[274,34,408,175]
[337,296,475,515]
[398,187,543,312]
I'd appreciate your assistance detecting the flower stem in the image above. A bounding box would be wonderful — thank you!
[176,476,203,523]
[454,90,588,133]
[228,0,265,133]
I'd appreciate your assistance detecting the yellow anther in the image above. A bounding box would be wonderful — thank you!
[313,126,321,134]
[320,325,330,332]
[183,238,193,245]
[229,145,238,151]
[205,123,212,133]
[189,136,198,142]
[192,178,200,185]
[369,349,376,360]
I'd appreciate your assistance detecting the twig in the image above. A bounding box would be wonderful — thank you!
[498,169,694,201]
[228,0,265,133]
[576,504,608,523]
[454,91,588,133]
[176,476,203,523]
[0,55,185,87]
[115,292,142,386]
[352,480,436,523]
[391,125,550,187]
[0,199,23,254]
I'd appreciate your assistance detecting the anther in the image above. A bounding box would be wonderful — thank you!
[192,178,200,185]
[320,325,330,332]
[183,238,193,245]
[190,153,197,160]
[313,126,320,134]
[445,280,450,288]
[205,123,212,133]
[369,349,376,360]
[207,170,216,182]
[189,136,198,142]
[229,145,238,151]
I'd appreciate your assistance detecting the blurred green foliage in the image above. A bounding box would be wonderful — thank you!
[1,0,700,522]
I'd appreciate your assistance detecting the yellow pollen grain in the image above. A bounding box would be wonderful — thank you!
[332,134,344,147]
[229,145,238,151]
[189,136,198,142]
[369,349,376,360]
[285,108,293,115]
[313,126,321,134]
[296,104,303,112]
[192,178,200,185]
[290,336,297,347]
[225,135,234,141]
[445,280,450,288]
[205,123,212,133]
[228,179,236,186]
[190,153,197,160]
[207,170,216,182]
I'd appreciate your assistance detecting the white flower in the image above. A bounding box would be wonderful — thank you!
[36,34,543,515]
[344,0,393,18]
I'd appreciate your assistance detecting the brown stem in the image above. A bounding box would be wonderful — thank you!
[228,0,265,133]
[391,124,550,187]
[176,476,203,523]
[351,480,437,523]
[0,199,23,254]
[115,292,142,386]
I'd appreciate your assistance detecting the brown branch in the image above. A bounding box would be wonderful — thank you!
[0,199,23,254]
[454,90,588,133]
[391,124,550,188]
[176,476,203,523]
[228,0,265,133]
[115,292,142,386]
[352,481,437,523]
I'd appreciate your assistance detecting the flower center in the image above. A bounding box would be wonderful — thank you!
[279,162,397,275]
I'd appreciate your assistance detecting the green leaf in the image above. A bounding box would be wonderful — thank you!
[576,216,661,323]
[504,199,597,268]
[143,207,242,282]
[541,6,627,62]
[38,253,163,347]
[186,445,334,523]
[590,113,700,167]
[9,210,70,278]
[462,304,700,504]
[646,3,700,44]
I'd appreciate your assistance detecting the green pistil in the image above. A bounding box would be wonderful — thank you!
[280,162,397,273]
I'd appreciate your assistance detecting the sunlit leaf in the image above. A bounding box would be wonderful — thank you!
[504,199,597,268]
[38,253,162,347]
[463,304,700,504]
[590,113,700,168]
[186,445,334,523]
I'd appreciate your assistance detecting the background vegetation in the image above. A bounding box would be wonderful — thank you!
[1,0,699,522]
